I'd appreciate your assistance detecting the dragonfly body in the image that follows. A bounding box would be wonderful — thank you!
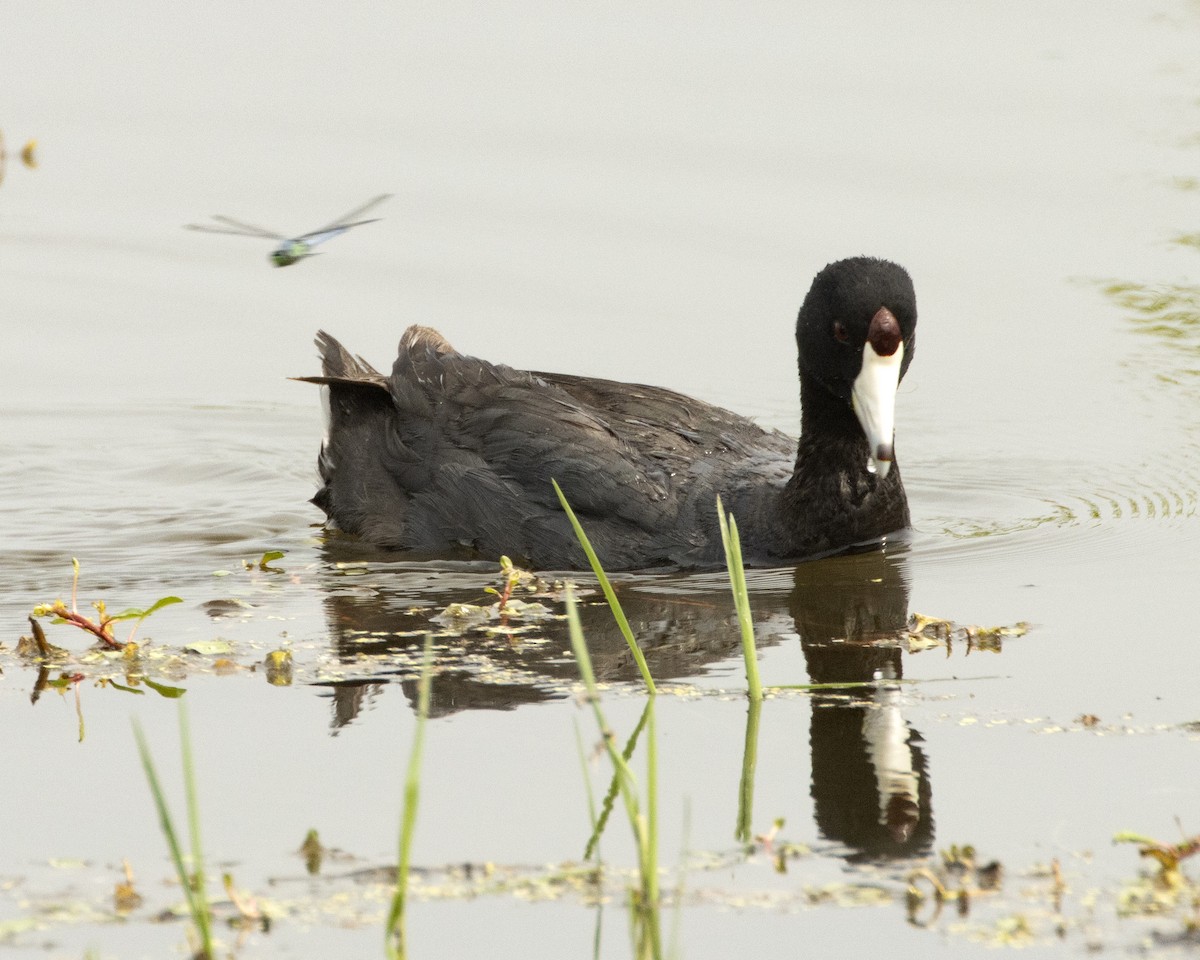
[271,239,313,267]
[187,194,390,267]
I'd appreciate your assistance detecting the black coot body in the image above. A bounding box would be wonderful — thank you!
[300,256,918,570]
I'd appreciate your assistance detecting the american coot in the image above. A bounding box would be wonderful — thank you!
[299,256,917,570]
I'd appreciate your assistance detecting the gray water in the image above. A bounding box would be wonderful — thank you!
[3,1,1200,957]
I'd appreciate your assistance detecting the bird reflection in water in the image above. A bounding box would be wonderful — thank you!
[791,544,932,859]
[313,539,930,860]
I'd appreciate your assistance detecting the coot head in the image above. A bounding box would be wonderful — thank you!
[797,257,917,477]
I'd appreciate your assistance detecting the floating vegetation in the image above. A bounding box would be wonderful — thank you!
[27,559,181,651]
[904,613,1029,655]
[113,859,143,915]
[431,596,559,632]
[484,554,558,612]
[1102,280,1200,346]
[7,834,1198,954]
[907,845,1034,948]
[245,549,286,572]
[1172,232,1200,252]
[1098,279,1200,386]
[3,526,1049,954]
[1114,828,1200,896]
[264,648,293,685]
[1,554,328,717]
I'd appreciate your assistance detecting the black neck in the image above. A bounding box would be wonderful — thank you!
[772,377,908,557]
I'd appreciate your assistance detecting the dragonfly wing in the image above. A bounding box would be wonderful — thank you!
[208,215,289,239]
[300,227,351,248]
[307,193,392,235]
[185,222,278,238]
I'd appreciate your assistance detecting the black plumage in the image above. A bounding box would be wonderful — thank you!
[298,257,918,570]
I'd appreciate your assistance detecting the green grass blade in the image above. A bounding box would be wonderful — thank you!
[644,697,660,909]
[584,706,651,860]
[553,479,656,695]
[734,697,762,843]
[566,585,661,957]
[716,497,762,701]
[565,587,646,849]
[668,798,690,960]
[386,634,435,960]
[573,718,600,842]
[177,702,213,951]
[132,715,213,958]
[108,596,184,622]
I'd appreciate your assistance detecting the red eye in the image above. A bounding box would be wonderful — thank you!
[833,322,849,343]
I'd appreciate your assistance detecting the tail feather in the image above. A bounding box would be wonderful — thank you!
[316,329,385,380]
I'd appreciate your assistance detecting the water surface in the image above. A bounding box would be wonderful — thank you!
[3,1,1200,957]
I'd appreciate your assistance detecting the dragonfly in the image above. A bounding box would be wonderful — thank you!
[186,193,391,267]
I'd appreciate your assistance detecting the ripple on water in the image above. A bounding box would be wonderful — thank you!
[2,401,320,598]
[909,448,1200,569]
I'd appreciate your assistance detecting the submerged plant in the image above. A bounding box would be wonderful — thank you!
[30,559,181,650]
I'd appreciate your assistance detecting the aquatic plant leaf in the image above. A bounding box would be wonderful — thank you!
[108,596,183,623]
[431,602,490,631]
[494,599,556,619]
[249,550,286,571]
[142,678,187,698]
[105,680,147,696]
